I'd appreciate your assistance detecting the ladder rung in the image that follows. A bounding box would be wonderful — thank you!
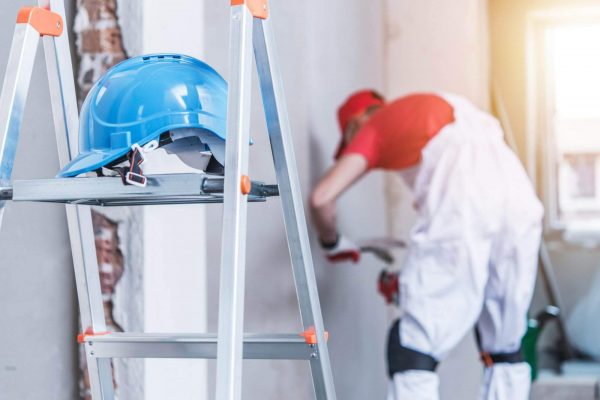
[1,173,279,206]
[83,333,317,360]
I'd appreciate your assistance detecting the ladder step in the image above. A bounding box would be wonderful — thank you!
[83,333,317,360]
[1,173,278,206]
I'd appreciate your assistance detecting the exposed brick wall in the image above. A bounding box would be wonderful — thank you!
[74,0,127,101]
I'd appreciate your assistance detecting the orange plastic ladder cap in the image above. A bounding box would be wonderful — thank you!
[241,175,252,195]
[230,0,269,19]
[300,327,330,345]
[77,327,110,344]
[16,7,63,37]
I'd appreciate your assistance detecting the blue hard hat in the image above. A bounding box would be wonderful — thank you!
[57,54,228,177]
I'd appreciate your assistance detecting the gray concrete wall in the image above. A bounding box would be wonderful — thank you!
[0,1,79,400]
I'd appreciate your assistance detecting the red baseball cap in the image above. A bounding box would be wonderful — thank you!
[335,90,385,159]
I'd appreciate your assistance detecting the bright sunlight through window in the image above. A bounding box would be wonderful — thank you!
[548,24,600,230]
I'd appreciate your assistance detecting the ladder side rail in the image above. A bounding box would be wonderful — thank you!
[0,23,40,225]
[215,5,254,400]
[253,18,337,400]
[67,206,115,399]
[39,1,115,398]
[39,0,79,159]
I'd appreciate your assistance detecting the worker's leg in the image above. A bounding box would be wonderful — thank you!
[387,237,492,400]
[476,220,542,400]
[386,319,440,400]
[386,125,498,399]
[388,370,440,400]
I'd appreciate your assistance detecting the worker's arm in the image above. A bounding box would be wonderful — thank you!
[309,154,368,261]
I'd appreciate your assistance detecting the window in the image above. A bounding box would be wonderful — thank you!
[552,26,600,227]
[532,16,600,235]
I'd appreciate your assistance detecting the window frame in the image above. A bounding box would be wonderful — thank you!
[527,7,600,237]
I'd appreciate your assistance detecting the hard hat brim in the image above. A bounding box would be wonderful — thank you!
[57,146,132,178]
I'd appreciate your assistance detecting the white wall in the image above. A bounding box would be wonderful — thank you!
[306,2,390,399]
[0,1,79,399]
[385,0,490,109]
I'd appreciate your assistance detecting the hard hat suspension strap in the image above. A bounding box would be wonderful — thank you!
[102,140,159,187]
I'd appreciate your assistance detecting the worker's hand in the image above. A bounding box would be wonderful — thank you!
[321,235,361,263]
[378,269,399,305]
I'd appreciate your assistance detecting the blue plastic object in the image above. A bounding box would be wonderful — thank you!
[58,54,228,177]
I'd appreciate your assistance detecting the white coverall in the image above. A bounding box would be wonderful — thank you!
[387,94,543,400]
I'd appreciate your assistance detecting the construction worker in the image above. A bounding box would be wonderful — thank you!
[309,90,543,400]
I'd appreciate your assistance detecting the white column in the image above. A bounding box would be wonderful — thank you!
[141,2,207,400]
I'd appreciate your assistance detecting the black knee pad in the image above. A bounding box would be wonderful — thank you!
[387,319,438,378]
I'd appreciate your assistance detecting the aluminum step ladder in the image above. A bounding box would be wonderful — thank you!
[0,1,337,399]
